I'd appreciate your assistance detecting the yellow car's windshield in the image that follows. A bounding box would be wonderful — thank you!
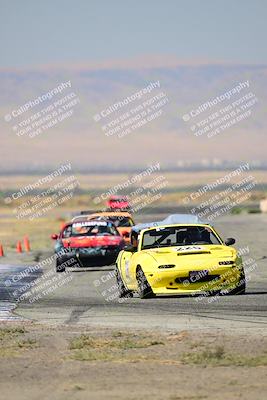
[141,225,221,249]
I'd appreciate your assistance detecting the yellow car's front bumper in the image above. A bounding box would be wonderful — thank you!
[145,266,243,295]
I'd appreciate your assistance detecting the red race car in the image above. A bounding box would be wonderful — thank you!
[51,220,125,272]
[107,195,130,211]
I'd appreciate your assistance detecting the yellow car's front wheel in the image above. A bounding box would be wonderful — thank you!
[136,267,155,299]
[227,272,246,295]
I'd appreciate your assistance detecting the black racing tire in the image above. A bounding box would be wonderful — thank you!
[207,290,221,297]
[136,266,155,299]
[56,258,65,273]
[115,266,133,298]
[228,281,246,295]
[226,272,246,295]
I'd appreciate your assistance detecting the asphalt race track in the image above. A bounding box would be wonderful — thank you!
[1,213,267,333]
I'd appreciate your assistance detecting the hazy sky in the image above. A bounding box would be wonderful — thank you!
[0,0,266,68]
[0,0,266,170]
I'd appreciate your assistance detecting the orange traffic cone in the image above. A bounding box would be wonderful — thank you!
[24,236,30,252]
[0,244,4,257]
[16,241,22,253]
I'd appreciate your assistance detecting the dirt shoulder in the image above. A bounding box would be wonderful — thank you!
[0,322,266,400]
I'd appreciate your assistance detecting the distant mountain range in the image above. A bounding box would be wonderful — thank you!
[0,61,266,171]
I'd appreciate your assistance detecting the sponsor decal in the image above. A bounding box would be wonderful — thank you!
[175,246,204,252]
[72,221,108,227]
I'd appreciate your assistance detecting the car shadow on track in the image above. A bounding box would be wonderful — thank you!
[236,291,267,296]
[68,267,115,272]
[147,291,267,300]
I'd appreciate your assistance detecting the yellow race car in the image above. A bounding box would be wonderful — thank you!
[115,215,246,299]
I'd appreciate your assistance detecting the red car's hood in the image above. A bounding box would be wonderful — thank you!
[62,235,123,248]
